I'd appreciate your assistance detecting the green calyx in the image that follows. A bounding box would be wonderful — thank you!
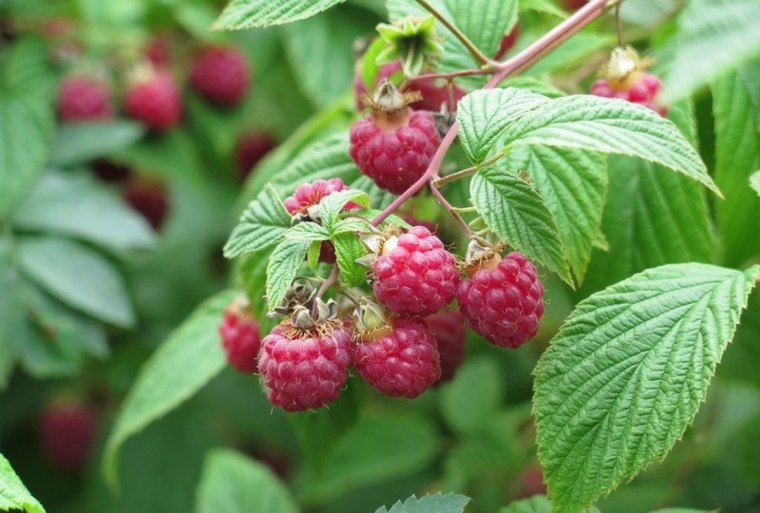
[375,15,442,76]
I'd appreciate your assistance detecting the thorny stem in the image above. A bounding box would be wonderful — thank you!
[371,0,619,229]
[412,0,494,67]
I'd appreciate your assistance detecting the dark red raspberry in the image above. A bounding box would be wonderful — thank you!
[57,75,113,122]
[495,26,521,60]
[372,226,460,316]
[354,61,403,110]
[122,179,169,230]
[145,37,171,67]
[407,77,466,112]
[39,402,97,471]
[565,0,588,9]
[258,321,352,411]
[125,71,182,132]
[517,466,547,498]
[353,317,441,398]
[190,46,250,107]
[91,160,132,183]
[235,131,277,180]
[427,310,467,383]
[219,299,261,373]
[349,110,440,194]
[457,252,544,348]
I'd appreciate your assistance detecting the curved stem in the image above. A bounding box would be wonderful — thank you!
[413,0,493,66]
[317,266,338,298]
[429,181,475,237]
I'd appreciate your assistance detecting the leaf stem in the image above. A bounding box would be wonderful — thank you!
[435,150,506,188]
[429,181,475,237]
[317,266,338,297]
[412,0,494,66]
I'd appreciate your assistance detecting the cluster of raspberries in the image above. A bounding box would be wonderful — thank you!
[219,179,545,412]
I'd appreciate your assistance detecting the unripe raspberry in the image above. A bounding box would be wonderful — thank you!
[124,70,182,131]
[39,402,97,471]
[235,131,277,180]
[495,26,521,60]
[353,316,440,398]
[190,46,250,107]
[283,178,352,216]
[122,179,169,230]
[258,320,352,412]
[427,310,467,383]
[219,297,261,373]
[591,47,667,116]
[57,75,113,122]
[457,251,544,348]
[372,226,460,316]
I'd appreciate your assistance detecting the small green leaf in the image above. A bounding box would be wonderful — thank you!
[503,94,719,194]
[471,169,572,285]
[0,453,45,513]
[333,232,369,287]
[102,289,237,488]
[318,188,370,230]
[535,263,760,513]
[50,121,144,166]
[332,217,372,236]
[663,0,760,102]
[17,236,134,327]
[224,184,293,258]
[266,240,311,311]
[285,222,330,242]
[375,492,471,513]
[214,0,346,29]
[307,240,322,271]
[196,449,298,513]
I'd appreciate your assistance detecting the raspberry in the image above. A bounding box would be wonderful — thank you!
[517,466,547,498]
[591,73,667,116]
[190,46,250,107]
[39,402,97,471]
[565,0,588,9]
[354,61,403,110]
[495,26,521,60]
[427,310,467,383]
[457,252,544,348]
[91,159,132,183]
[350,110,440,194]
[125,70,182,131]
[258,321,352,411]
[372,226,460,316]
[283,178,351,216]
[57,75,113,122]
[122,179,169,230]
[353,316,441,398]
[407,77,466,113]
[400,213,437,234]
[145,37,171,67]
[235,131,277,180]
[219,298,261,373]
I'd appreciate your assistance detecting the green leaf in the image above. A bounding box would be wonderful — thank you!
[285,222,330,242]
[499,495,551,513]
[103,289,237,488]
[503,94,719,194]
[318,189,370,230]
[214,0,346,29]
[266,240,311,310]
[504,146,607,283]
[17,236,134,327]
[712,69,760,266]
[439,356,504,434]
[0,453,45,513]
[50,121,145,166]
[456,88,550,164]
[663,0,760,102]
[750,171,760,197]
[0,240,25,387]
[196,449,299,513]
[471,168,572,285]
[332,232,369,287]
[534,263,760,513]
[224,184,293,258]
[13,172,156,251]
[375,493,471,513]
[332,216,372,235]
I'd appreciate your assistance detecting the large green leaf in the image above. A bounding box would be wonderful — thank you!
[214,0,346,29]
[103,289,237,488]
[0,453,45,513]
[196,449,299,513]
[471,169,572,285]
[663,0,760,102]
[50,121,145,167]
[375,493,471,513]
[534,264,760,513]
[439,356,504,434]
[503,94,718,194]
[712,68,760,266]
[13,172,156,251]
[224,184,293,258]
[17,236,134,327]
[0,240,25,387]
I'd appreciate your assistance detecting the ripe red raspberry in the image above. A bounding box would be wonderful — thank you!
[122,179,169,230]
[39,402,97,471]
[350,110,440,194]
[427,310,467,383]
[407,77,466,112]
[235,131,277,180]
[219,299,261,373]
[457,252,544,348]
[353,316,441,398]
[590,73,666,115]
[124,71,182,132]
[57,75,113,122]
[258,321,352,412]
[190,46,250,107]
[495,26,521,60]
[372,226,460,316]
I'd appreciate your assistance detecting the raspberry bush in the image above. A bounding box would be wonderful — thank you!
[1,0,760,513]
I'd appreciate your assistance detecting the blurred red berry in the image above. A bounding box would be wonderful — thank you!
[190,46,250,107]
[122,179,169,230]
[427,310,468,383]
[495,26,521,60]
[125,71,182,132]
[234,131,277,180]
[39,402,97,471]
[219,299,261,374]
[145,37,171,67]
[57,75,113,122]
